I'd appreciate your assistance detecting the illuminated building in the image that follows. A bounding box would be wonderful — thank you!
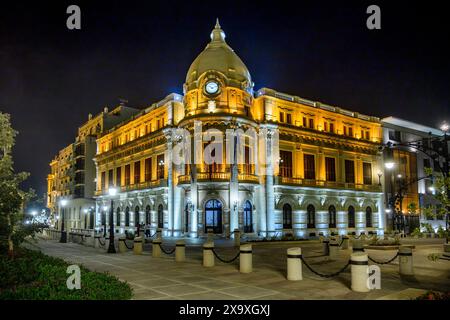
[46,104,140,230]
[93,20,385,238]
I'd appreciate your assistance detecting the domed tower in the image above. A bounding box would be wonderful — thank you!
[183,19,254,118]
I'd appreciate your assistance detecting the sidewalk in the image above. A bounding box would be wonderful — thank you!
[29,238,450,300]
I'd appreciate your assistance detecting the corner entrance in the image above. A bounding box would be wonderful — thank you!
[204,199,222,234]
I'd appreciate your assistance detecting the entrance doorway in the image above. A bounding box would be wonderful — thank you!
[204,199,222,234]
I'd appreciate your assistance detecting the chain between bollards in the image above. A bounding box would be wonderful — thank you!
[98,238,106,246]
[158,243,176,255]
[212,248,241,263]
[123,240,134,250]
[300,256,351,278]
[368,251,399,264]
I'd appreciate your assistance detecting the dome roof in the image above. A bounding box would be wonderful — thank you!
[185,19,252,88]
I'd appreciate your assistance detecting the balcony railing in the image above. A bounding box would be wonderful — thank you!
[238,174,259,183]
[95,179,167,196]
[178,175,191,184]
[197,172,230,182]
[275,176,382,192]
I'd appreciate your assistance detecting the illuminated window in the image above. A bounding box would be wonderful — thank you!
[279,112,285,123]
[363,162,372,185]
[286,113,292,124]
[279,150,292,177]
[134,161,141,184]
[304,154,315,180]
[345,160,355,183]
[325,157,336,181]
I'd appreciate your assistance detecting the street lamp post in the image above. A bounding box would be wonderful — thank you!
[107,188,117,253]
[103,205,107,237]
[59,199,68,243]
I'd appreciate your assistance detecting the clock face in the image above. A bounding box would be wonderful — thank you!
[205,81,219,94]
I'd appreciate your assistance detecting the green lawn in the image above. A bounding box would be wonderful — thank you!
[0,248,133,300]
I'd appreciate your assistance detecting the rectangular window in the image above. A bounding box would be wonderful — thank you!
[108,169,113,187]
[309,118,314,129]
[365,130,370,140]
[329,123,334,133]
[324,122,328,132]
[423,158,431,169]
[116,167,122,187]
[286,113,292,124]
[363,162,372,185]
[389,130,401,141]
[345,160,355,183]
[101,171,106,190]
[304,154,316,180]
[279,150,293,177]
[348,127,353,137]
[325,157,336,182]
[279,112,285,123]
[145,158,152,182]
[157,154,165,179]
[134,161,141,184]
[302,117,307,127]
[125,164,131,186]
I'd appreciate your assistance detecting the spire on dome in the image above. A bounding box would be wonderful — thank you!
[210,18,226,43]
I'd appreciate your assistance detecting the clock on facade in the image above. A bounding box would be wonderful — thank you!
[205,81,219,94]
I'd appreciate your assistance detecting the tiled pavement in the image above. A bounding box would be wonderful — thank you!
[29,238,450,300]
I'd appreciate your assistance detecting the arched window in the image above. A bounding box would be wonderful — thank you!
[204,200,222,233]
[282,204,292,229]
[116,207,120,226]
[125,207,130,227]
[307,205,315,229]
[348,206,355,228]
[145,205,151,225]
[243,200,253,233]
[157,204,164,228]
[135,206,140,226]
[329,205,336,228]
[366,207,373,228]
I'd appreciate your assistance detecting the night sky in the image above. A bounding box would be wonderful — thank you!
[1,0,449,197]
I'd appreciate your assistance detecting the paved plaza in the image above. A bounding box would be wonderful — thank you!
[29,237,450,300]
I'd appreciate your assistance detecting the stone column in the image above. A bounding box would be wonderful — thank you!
[164,129,174,237]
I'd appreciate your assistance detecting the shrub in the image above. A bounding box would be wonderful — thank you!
[0,248,132,300]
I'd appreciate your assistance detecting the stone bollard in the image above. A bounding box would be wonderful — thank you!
[118,237,127,253]
[323,238,330,256]
[207,228,214,242]
[156,228,162,239]
[329,237,339,257]
[240,244,252,273]
[341,236,349,250]
[398,246,414,276]
[350,252,369,292]
[203,241,215,267]
[233,229,241,247]
[175,240,186,262]
[352,239,365,252]
[152,238,162,258]
[287,247,302,281]
[133,236,143,255]
[94,235,100,249]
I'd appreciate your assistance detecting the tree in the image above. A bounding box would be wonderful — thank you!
[425,167,450,240]
[0,112,36,258]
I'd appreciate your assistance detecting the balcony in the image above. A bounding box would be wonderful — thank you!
[197,172,230,182]
[275,176,382,192]
[178,175,191,185]
[238,173,259,184]
[95,179,168,196]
